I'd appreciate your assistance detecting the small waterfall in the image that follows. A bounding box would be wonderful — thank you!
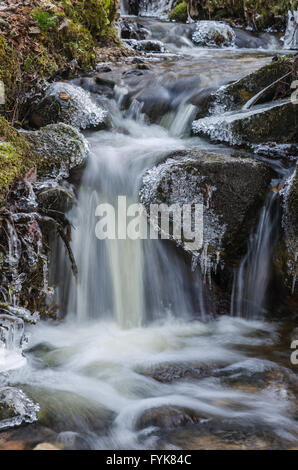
[230,192,280,319]
[283,10,298,49]
[139,0,174,18]
[64,97,209,328]
[169,103,197,137]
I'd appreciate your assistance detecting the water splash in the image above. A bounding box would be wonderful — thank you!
[230,193,279,319]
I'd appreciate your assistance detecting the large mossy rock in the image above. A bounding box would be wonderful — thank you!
[30,82,109,130]
[140,150,274,271]
[24,123,89,179]
[212,57,294,112]
[192,100,298,147]
[273,168,298,313]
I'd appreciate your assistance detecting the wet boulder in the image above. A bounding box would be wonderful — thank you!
[136,406,203,430]
[192,100,298,147]
[121,79,172,123]
[132,85,172,121]
[36,181,75,214]
[140,150,273,273]
[24,123,89,179]
[70,75,116,100]
[123,39,167,53]
[120,19,149,40]
[192,21,235,48]
[273,168,298,312]
[212,57,294,112]
[30,82,109,130]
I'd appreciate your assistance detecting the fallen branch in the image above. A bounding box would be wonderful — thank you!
[242,71,293,110]
[35,214,78,280]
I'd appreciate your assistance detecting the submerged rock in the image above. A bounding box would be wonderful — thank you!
[137,406,203,430]
[192,21,235,48]
[192,100,298,147]
[140,150,273,281]
[30,82,109,130]
[123,39,167,53]
[24,123,89,179]
[273,168,298,311]
[130,85,172,122]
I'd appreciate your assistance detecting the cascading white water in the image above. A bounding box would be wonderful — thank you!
[66,98,209,328]
[139,0,174,18]
[283,10,298,49]
[230,193,280,318]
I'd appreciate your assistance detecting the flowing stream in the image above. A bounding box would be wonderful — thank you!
[0,15,297,449]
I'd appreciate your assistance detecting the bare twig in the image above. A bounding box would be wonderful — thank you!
[242,71,293,110]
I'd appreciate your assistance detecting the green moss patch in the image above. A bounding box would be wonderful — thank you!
[0,117,35,204]
[169,2,188,23]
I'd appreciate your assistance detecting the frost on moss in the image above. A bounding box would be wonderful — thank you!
[25,123,89,179]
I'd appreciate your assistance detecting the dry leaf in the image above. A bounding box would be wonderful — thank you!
[59,92,71,101]
[24,167,37,184]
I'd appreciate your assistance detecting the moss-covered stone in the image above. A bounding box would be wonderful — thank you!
[238,102,297,144]
[193,101,298,146]
[0,117,35,204]
[169,2,188,23]
[24,123,89,179]
[216,57,294,111]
